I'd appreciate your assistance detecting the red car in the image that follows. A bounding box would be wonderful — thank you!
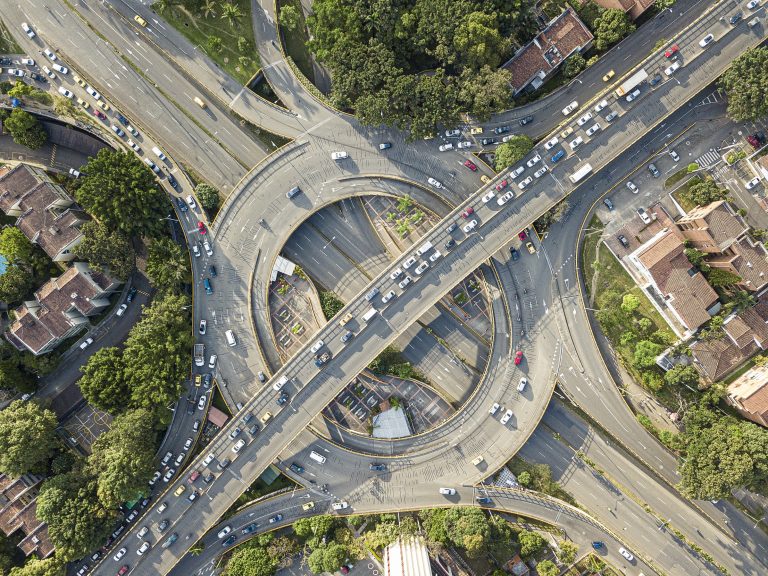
[463,160,478,172]
[461,207,475,219]
[514,351,523,365]
[197,221,207,234]
[92,109,106,120]
[495,179,508,192]
[518,230,527,240]
[664,44,679,58]
[117,566,129,576]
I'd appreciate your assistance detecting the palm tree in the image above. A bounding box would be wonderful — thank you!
[154,0,168,14]
[220,2,244,27]
[202,0,217,19]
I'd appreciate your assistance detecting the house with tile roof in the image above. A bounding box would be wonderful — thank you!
[726,364,768,427]
[630,229,720,335]
[580,0,655,20]
[6,262,121,355]
[0,473,54,559]
[0,163,86,262]
[501,7,593,95]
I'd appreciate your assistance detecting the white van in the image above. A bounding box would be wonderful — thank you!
[193,96,206,108]
[152,146,167,161]
[272,375,288,391]
[362,308,378,323]
[416,241,433,256]
[309,451,326,464]
[225,330,237,347]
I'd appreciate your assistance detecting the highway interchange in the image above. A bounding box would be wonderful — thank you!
[5,0,768,574]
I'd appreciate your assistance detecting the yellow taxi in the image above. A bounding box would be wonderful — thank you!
[174,485,186,497]
[73,74,86,88]
[602,70,615,82]
[470,127,484,135]
[302,502,315,511]
[260,412,272,425]
[480,174,491,184]
[134,15,147,27]
[76,97,89,109]
[560,126,573,139]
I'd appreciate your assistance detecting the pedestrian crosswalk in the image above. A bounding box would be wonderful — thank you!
[695,149,721,168]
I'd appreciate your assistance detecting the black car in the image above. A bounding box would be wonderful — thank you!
[510,247,520,261]
[618,235,630,248]
[158,519,170,532]
[29,72,46,82]
[476,497,492,504]
[203,373,212,388]
[649,74,662,86]
[167,173,178,189]
[493,126,510,135]
[241,523,258,534]
[127,287,137,302]
[276,391,289,406]
[248,424,260,435]
[290,462,305,474]
[0,58,11,66]
[480,138,497,146]
[209,265,217,277]
[203,472,215,483]
[222,535,237,547]
[369,463,386,471]
[446,222,458,234]
[729,11,743,24]
[176,197,188,212]
[519,115,534,126]
[444,239,456,250]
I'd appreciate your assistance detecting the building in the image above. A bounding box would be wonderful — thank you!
[502,8,593,95]
[726,364,768,427]
[6,262,121,355]
[630,230,720,334]
[0,474,54,559]
[385,538,432,576]
[0,163,86,262]
[581,0,655,20]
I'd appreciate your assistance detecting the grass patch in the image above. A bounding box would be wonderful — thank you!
[156,1,260,85]
[319,291,344,320]
[368,346,427,383]
[670,177,703,213]
[0,19,22,53]
[664,166,690,189]
[225,472,296,518]
[251,77,286,108]
[277,0,315,82]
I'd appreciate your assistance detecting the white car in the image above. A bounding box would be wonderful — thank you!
[197,395,207,410]
[52,63,68,74]
[438,143,454,152]
[332,501,349,510]
[79,337,93,350]
[585,123,601,137]
[403,256,417,269]
[7,68,24,77]
[85,86,101,99]
[20,57,35,66]
[517,377,528,392]
[444,129,461,138]
[203,239,212,256]
[203,453,215,466]
[502,135,515,143]
[192,245,200,258]
[561,101,578,115]
[126,125,139,137]
[232,439,246,453]
[665,61,681,76]
[116,303,128,317]
[398,276,412,289]
[577,112,593,126]
[186,195,197,209]
[208,355,217,369]
[439,488,456,495]
[310,340,325,353]
[42,66,55,78]
[427,177,443,188]
[626,88,641,102]
[217,526,232,539]
[184,437,193,450]
[593,99,608,113]
[161,451,173,465]
[526,154,541,168]
[111,125,125,137]
[626,181,638,193]
[509,166,525,179]
[390,268,403,280]
[199,319,207,335]
[414,261,429,275]
[489,402,500,415]
[57,86,74,99]
[429,250,442,263]
[699,33,714,47]
[381,290,396,304]
[533,166,548,179]
[137,526,149,539]
[457,141,472,149]
[569,137,583,150]
[43,48,57,61]
[669,149,680,162]
[137,542,150,556]
[463,220,477,233]
[174,453,184,466]
[113,548,127,562]
[162,469,175,482]
[746,177,761,190]
[481,190,496,203]
[148,471,161,485]
[619,547,634,561]
[330,151,348,160]
[127,140,142,153]
[747,0,760,8]
[518,176,533,190]
[157,502,168,513]
[500,409,513,425]
[497,191,514,206]
[544,137,559,150]
[21,22,35,38]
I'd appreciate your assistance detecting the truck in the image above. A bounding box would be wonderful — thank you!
[362,308,378,323]
[416,241,433,256]
[614,69,648,97]
[194,343,205,367]
[569,163,593,184]
[314,352,331,368]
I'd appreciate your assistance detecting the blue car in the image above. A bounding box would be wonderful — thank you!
[117,114,129,126]
[176,197,188,212]
[551,150,565,163]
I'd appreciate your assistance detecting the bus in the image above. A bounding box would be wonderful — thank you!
[569,163,593,184]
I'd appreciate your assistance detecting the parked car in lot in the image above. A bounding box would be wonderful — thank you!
[637,207,652,224]
[746,177,761,190]
[648,163,660,178]
[626,180,638,193]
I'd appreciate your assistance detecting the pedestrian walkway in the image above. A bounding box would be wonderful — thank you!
[695,149,722,168]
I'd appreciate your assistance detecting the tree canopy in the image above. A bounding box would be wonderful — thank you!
[225,546,277,576]
[0,264,34,304]
[194,183,220,212]
[73,221,135,281]
[8,557,64,576]
[146,237,191,293]
[75,150,169,238]
[307,0,534,137]
[0,227,34,264]
[720,47,768,121]
[593,9,635,51]
[0,400,58,477]
[78,347,129,414]
[517,529,545,557]
[3,109,47,150]
[494,135,533,171]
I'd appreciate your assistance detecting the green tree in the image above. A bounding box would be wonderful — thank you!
[307,548,325,574]
[78,347,128,413]
[279,5,302,31]
[562,53,586,79]
[494,135,534,171]
[419,508,449,544]
[558,540,578,564]
[3,109,47,150]
[0,227,34,263]
[682,178,726,208]
[220,2,244,27]
[453,11,508,69]
[621,293,640,315]
[36,471,115,561]
[237,36,251,53]
[146,237,191,293]
[319,291,345,320]
[226,546,277,576]
[0,264,34,304]
[123,293,192,419]
[684,247,707,269]
[88,409,155,508]
[363,521,400,550]
[0,357,36,393]
[517,529,545,557]
[720,47,768,121]
[293,515,335,540]
[444,508,490,558]
[517,470,531,486]
[664,365,700,389]
[633,339,662,369]
[594,9,635,51]
[706,269,742,288]
[0,400,58,476]
[537,560,559,576]
[321,543,348,572]
[195,183,220,211]
[207,35,223,53]
[75,150,169,238]
[201,0,217,19]
[458,66,512,121]
[8,557,65,576]
[73,221,135,281]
